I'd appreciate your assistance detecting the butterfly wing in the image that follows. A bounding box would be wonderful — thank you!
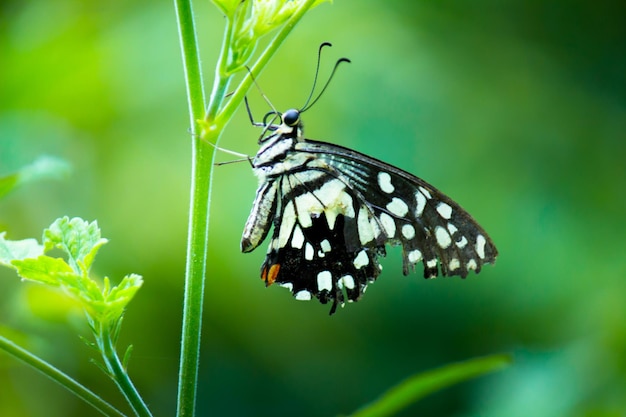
[300,139,499,278]
[242,138,497,314]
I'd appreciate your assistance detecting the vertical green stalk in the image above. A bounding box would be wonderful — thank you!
[173,1,322,416]
[173,0,209,416]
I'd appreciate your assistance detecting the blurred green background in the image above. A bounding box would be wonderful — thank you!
[1,0,625,416]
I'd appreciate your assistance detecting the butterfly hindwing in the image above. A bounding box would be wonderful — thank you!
[257,172,386,314]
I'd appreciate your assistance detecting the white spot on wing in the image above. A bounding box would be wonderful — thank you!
[357,207,375,245]
[339,275,355,290]
[320,239,331,253]
[291,225,304,249]
[379,212,396,237]
[377,172,394,193]
[386,197,409,217]
[369,216,383,240]
[291,176,354,231]
[435,226,452,249]
[436,202,453,219]
[408,249,422,263]
[353,250,369,269]
[317,271,333,291]
[449,258,460,271]
[456,236,468,248]
[426,258,437,268]
[295,290,312,300]
[279,282,293,291]
[305,243,314,260]
[419,186,432,199]
[467,259,478,270]
[447,223,458,236]
[402,224,416,240]
[278,202,296,248]
[476,234,487,259]
[415,191,427,217]
[294,193,322,228]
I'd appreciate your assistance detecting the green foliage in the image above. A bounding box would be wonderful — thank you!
[5,217,142,327]
[212,0,329,74]
[0,217,147,416]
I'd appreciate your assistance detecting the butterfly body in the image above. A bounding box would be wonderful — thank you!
[242,109,498,314]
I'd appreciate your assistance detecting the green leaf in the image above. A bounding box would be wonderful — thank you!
[122,344,134,371]
[100,274,143,324]
[12,255,76,286]
[348,353,512,417]
[43,217,108,274]
[0,232,45,268]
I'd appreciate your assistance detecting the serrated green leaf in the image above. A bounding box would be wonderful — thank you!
[98,274,143,324]
[0,232,45,268]
[43,217,108,274]
[348,354,512,417]
[12,255,76,286]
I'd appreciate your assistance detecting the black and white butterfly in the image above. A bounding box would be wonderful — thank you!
[241,44,497,314]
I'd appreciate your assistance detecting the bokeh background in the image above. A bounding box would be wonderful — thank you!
[1,0,625,416]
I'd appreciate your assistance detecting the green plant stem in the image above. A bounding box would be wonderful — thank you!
[174,1,320,416]
[175,0,207,129]
[174,0,210,416]
[99,326,152,417]
[0,334,125,417]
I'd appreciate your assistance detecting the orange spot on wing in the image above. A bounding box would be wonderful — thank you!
[262,263,280,286]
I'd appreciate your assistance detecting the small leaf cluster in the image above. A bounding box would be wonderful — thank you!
[0,216,142,328]
[212,0,329,75]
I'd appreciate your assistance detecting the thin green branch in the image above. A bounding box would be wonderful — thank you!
[205,22,234,123]
[99,326,152,417]
[0,334,125,417]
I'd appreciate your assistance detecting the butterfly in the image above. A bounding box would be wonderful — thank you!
[241,44,498,314]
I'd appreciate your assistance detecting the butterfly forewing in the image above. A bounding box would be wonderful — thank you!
[299,140,498,278]
[242,110,498,314]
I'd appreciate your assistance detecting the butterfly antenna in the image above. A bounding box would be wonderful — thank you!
[301,55,351,112]
[300,42,332,110]
[245,65,280,118]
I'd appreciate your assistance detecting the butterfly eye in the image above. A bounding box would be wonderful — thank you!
[282,109,300,127]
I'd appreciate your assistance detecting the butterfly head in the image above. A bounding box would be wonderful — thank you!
[282,109,301,127]
[258,108,303,145]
